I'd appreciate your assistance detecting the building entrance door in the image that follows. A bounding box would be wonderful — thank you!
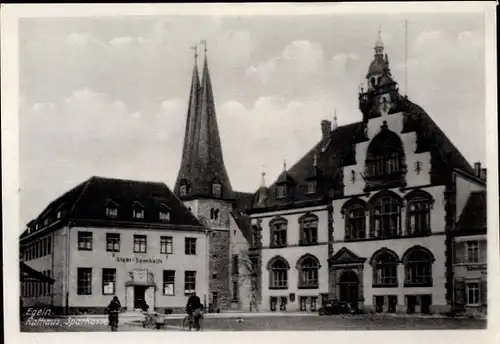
[134,286,146,309]
[339,270,359,310]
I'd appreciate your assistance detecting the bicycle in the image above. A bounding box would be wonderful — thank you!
[182,310,203,331]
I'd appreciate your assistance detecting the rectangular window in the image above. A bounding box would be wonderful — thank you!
[163,270,175,295]
[160,236,173,254]
[184,271,196,295]
[185,238,197,255]
[310,296,317,311]
[279,296,287,311]
[212,183,222,198]
[77,268,92,295]
[232,281,239,301]
[271,222,287,248]
[48,270,52,295]
[41,238,46,256]
[270,297,277,312]
[466,282,480,306]
[466,241,479,263]
[77,231,93,251]
[102,268,116,295]
[300,220,318,245]
[47,236,52,255]
[159,212,170,221]
[133,208,144,219]
[106,233,121,252]
[232,254,239,275]
[299,296,307,311]
[276,185,286,199]
[134,235,147,253]
[307,181,316,194]
[106,207,118,218]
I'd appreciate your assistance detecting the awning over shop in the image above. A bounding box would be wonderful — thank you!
[20,262,55,283]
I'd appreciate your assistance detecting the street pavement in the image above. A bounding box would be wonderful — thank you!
[20,313,486,332]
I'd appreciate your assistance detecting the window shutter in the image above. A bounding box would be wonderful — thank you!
[299,222,304,244]
[480,279,487,306]
[454,279,466,306]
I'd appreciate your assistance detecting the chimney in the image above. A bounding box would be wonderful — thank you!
[321,120,332,140]
[474,162,481,177]
[481,168,487,181]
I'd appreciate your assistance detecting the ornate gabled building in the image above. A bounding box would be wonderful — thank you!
[245,32,487,315]
[173,47,253,311]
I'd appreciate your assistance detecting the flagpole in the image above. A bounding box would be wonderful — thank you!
[405,19,408,97]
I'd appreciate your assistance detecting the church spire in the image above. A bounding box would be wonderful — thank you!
[375,25,384,56]
[175,45,200,188]
[175,40,234,200]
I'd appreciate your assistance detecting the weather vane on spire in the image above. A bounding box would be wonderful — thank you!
[190,44,198,62]
[333,109,338,130]
[283,159,287,171]
[200,39,207,55]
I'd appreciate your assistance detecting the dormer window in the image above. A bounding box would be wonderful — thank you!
[159,211,170,221]
[133,208,144,219]
[159,203,171,222]
[212,182,222,198]
[307,181,317,195]
[57,211,62,219]
[106,207,118,218]
[276,185,287,199]
[44,218,49,227]
[105,199,119,218]
[132,202,145,220]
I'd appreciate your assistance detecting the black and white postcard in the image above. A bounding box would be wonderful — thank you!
[1,2,498,344]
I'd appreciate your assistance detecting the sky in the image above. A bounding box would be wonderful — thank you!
[19,13,486,228]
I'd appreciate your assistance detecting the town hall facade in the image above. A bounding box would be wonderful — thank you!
[245,33,487,315]
[20,33,487,317]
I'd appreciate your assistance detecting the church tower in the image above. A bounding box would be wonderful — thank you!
[174,43,234,310]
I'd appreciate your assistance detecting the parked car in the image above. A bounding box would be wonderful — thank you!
[318,301,359,315]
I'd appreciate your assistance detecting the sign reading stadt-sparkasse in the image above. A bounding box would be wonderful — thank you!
[115,256,163,264]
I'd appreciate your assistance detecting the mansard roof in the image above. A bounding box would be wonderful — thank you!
[21,176,204,240]
[456,190,487,234]
[248,98,477,212]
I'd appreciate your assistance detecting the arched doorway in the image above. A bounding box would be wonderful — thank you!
[338,270,359,310]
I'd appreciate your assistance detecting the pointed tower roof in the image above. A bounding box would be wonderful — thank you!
[367,27,387,78]
[175,42,234,200]
[175,46,200,190]
[255,167,269,207]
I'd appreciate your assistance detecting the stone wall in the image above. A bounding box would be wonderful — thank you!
[208,230,231,311]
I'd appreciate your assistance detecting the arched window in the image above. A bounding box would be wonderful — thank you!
[210,208,220,221]
[370,248,399,287]
[369,191,402,238]
[403,246,434,287]
[365,124,406,185]
[270,217,287,248]
[299,213,318,246]
[297,254,320,289]
[405,190,433,236]
[267,256,289,289]
[342,198,367,240]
